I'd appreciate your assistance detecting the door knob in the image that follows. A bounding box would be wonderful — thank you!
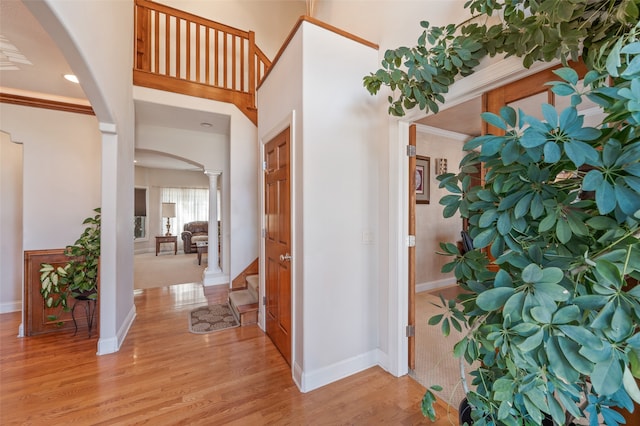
[279,253,292,262]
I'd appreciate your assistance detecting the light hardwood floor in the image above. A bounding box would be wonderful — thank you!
[1,283,456,425]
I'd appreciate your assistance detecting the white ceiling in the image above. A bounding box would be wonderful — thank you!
[0,0,231,171]
[0,0,86,100]
[416,97,482,136]
[0,0,484,166]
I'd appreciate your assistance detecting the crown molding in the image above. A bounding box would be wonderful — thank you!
[0,92,94,115]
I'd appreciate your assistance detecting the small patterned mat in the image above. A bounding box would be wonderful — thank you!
[188,304,239,334]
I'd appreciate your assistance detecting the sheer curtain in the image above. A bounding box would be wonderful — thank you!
[160,187,209,240]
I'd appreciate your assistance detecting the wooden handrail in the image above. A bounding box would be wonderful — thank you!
[134,0,271,124]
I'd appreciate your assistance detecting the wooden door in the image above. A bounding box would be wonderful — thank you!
[482,62,588,268]
[264,127,292,365]
[408,124,417,370]
[483,61,587,135]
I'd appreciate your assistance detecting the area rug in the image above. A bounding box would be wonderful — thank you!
[134,252,206,289]
[412,291,478,410]
[188,304,239,334]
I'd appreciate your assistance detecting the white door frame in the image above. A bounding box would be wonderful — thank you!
[388,57,560,377]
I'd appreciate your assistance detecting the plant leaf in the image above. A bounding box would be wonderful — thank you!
[591,355,623,396]
[476,287,515,311]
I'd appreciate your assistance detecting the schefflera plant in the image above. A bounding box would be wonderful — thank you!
[427,60,640,425]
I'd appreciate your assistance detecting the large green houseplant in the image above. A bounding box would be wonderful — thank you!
[364,1,640,425]
[39,208,101,322]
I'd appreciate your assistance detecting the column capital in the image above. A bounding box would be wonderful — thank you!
[204,170,222,178]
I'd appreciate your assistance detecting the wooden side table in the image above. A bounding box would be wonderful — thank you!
[196,241,208,265]
[155,235,177,255]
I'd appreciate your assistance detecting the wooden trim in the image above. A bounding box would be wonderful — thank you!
[133,0,270,115]
[231,258,259,289]
[24,249,99,336]
[133,70,257,124]
[0,93,94,115]
[408,124,417,371]
[303,16,379,50]
[258,15,379,89]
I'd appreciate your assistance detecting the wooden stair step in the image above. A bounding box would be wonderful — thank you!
[229,289,258,326]
[246,274,258,300]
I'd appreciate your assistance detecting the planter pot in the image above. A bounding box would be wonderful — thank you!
[459,398,473,425]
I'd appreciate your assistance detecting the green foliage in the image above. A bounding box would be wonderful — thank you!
[40,208,101,321]
[363,0,639,117]
[431,46,640,426]
[366,1,640,425]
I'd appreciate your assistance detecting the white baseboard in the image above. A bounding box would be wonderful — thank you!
[299,349,378,393]
[293,361,303,391]
[416,277,457,293]
[134,248,155,255]
[0,300,21,313]
[203,270,229,286]
[97,304,137,355]
[374,348,391,375]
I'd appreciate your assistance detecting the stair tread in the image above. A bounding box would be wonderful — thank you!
[246,274,258,290]
[229,289,257,306]
[236,303,258,314]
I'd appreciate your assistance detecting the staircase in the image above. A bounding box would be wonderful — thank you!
[229,274,259,325]
[133,0,271,124]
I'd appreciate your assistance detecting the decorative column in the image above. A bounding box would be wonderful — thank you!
[203,170,227,285]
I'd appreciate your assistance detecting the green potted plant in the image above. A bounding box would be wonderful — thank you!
[364,1,640,425]
[39,208,101,324]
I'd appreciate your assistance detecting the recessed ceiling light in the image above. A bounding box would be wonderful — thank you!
[200,122,212,128]
[64,74,79,83]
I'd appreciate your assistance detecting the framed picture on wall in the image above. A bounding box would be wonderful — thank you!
[415,155,430,204]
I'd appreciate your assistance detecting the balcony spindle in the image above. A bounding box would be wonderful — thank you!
[133,0,271,124]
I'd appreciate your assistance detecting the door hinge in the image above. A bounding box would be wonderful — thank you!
[407,235,416,247]
[261,228,266,238]
[406,324,415,337]
[262,161,267,171]
[406,145,416,157]
[262,296,266,306]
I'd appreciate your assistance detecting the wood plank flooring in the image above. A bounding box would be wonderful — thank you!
[1,283,457,425]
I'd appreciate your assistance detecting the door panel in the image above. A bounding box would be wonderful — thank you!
[264,127,292,365]
[480,62,588,268]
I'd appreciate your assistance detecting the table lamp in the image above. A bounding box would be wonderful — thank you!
[161,202,176,236]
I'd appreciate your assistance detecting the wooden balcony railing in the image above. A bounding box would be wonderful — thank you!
[134,0,271,124]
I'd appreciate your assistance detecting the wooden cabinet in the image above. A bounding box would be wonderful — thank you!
[24,249,98,336]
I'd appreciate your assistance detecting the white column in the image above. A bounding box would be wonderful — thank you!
[203,170,228,286]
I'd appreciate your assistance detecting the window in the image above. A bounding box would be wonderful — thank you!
[134,187,148,240]
[160,187,209,236]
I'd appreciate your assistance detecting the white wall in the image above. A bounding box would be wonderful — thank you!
[156,0,306,59]
[314,1,469,53]
[27,0,136,354]
[258,20,381,392]
[134,87,258,283]
[257,26,304,385]
[301,23,381,383]
[0,104,102,250]
[136,125,228,172]
[415,126,469,291]
[0,132,23,314]
[0,105,101,318]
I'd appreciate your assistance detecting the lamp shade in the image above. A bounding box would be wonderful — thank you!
[161,202,176,218]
